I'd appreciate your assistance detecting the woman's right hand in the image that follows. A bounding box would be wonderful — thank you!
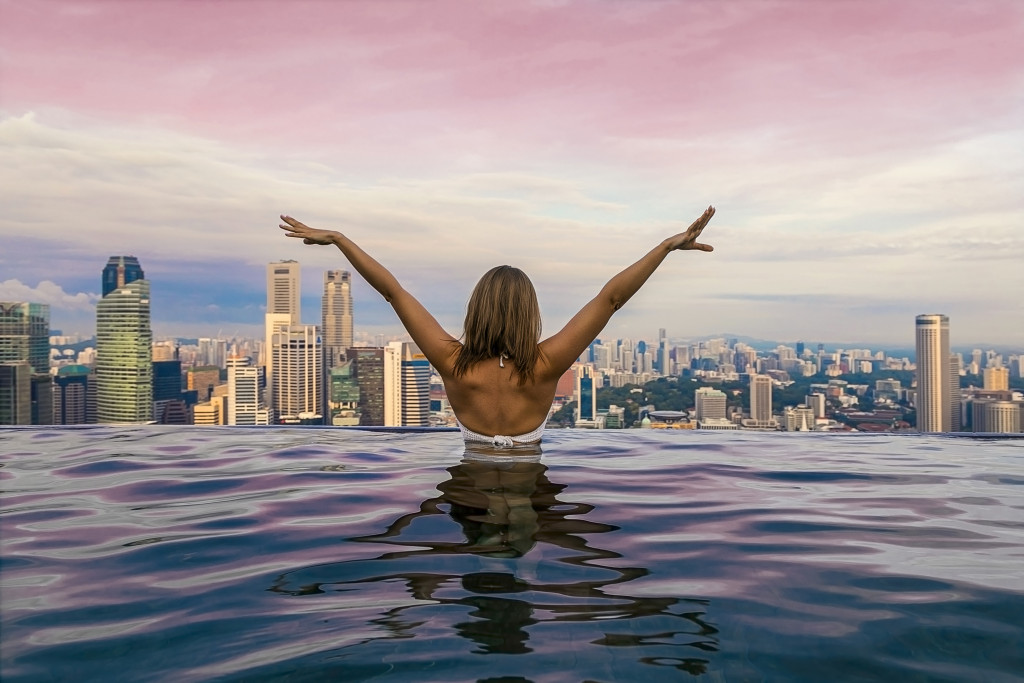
[663,206,715,252]
[279,215,341,245]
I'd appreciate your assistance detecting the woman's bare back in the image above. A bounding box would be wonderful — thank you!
[439,353,559,438]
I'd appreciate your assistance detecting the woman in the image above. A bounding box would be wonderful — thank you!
[279,206,715,447]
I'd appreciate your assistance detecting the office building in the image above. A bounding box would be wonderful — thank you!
[322,270,353,371]
[96,267,153,423]
[971,400,1020,434]
[267,261,300,325]
[0,363,31,424]
[193,396,227,425]
[695,386,727,422]
[0,302,52,424]
[53,364,96,424]
[227,356,271,425]
[187,366,222,402]
[270,325,322,424]
[984,366,1010,391]
[348,347,385,426]
[197,338,228,368]
[384,341,430,427]
[784,405,816,432]
[749,374,776,428]
[915,314,953,432]
[328,359,361,426]
[574,364,597,426]
[101,256,144,298]
[153,359,189,424]
[806,392,827,418]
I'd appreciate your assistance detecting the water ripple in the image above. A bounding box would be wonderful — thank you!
[1,427,1022,682]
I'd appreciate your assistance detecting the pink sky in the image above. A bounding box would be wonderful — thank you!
[1,0,1022,345]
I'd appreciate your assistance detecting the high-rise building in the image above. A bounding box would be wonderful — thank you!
[328,359,361,426]
[983,366,1010,391]
[971,400,1021,434]
[197,338,228,368]
[270,325,322,424]
[267,261,300,325]
[0,302,52,424]
[384,341,430,427]
[322,270,353,371]
[806,392,826,418]
[96,268,153,423]
[949,353,962,431]
[187,366,222,402]
[0,363,31,424]
[749,374,774,427]
[53,365,96,424]
[348,347,385,426]
[101,256,144,298]
[695,386,727,422]
[574,364,597,425]
[153,359,189,424]
[915,314,953,432]
[227,356,271,425]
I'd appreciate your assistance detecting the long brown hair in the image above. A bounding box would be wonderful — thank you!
[453,265,541,385]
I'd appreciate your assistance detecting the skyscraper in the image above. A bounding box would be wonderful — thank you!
[749,374,774,427]
[265,260,301,409]
[348,347,385,426]
[96,264,153,424]
[267,261,300,325]
[227,356,271,425]
[53,365,96,425]
[574,364,597,425]
[0,302,52,424]
[101,256,144,298]
[270,324,322,424]
[915,314,952,432]
[695,386,727,422]
[984,366,1010,391]
[384,341,430,427]
[322,270,353,370]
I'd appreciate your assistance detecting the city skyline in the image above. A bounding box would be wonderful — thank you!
[2,1,1023,345]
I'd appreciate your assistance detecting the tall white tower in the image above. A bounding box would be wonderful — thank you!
[267,261,300,325]
[265,260,301,409]
[915,314,951,432]
[270,325,322,424]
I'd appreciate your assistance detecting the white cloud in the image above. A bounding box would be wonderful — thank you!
[0,279,98,311]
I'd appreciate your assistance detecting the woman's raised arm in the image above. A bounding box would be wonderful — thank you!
[537,206,715,377]
[279,215,459,372]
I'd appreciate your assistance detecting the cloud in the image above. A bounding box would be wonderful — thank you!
[0,279,98,311]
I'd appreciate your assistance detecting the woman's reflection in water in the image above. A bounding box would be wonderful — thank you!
[270,449,717,672]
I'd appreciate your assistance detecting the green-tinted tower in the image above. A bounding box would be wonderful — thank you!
[96,260,153,423]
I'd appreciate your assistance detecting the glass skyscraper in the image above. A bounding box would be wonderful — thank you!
[96,263,153,424]
[0,302,52,424]
[101,256,145,298]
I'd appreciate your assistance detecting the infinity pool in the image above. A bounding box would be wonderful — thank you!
[2,427,1022,681]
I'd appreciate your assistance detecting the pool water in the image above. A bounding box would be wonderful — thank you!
[2,427,1023,682]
